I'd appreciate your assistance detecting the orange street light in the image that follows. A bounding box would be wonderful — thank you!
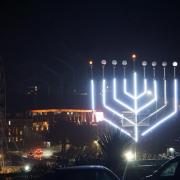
[132,54,137,61]
[89,60,93,65]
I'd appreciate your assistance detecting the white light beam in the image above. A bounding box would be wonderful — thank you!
[138,79,167,125]
[113,78,134,112]
[102,79,135,126]
[142,79,178,136]
[103,118,133,138]
[91,79,95,110]
[134,72,138,142]
[137,80,157,114]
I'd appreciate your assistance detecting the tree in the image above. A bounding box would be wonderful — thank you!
[98,129,132,175]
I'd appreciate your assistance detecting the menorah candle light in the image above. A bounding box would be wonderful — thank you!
[89,59,178,142]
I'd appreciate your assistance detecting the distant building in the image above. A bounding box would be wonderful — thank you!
[6,109,103,149]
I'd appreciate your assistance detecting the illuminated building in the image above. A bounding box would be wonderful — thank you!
[30,108,101,128]
[6,109,104,149]
[6,112,31,148]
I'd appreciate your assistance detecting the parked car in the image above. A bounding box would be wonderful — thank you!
[143,156,180,180]
[39,165,120,180]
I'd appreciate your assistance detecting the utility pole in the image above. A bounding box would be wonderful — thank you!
[0,58,7,171]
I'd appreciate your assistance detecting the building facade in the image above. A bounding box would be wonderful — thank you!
[6,109,101,150]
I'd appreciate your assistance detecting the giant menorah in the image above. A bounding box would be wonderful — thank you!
[90,57,178,142]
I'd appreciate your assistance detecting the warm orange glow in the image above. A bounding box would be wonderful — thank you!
[31,109,94,113]
[132,54,136,60]
[89,60,93,65]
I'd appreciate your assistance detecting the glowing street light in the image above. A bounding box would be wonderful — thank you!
[124,150,135,161]
[24,164,31,172]
[89,60,93,65]
[132,54,137,60]
[93,140,99,146]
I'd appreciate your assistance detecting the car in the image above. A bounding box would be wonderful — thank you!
[143,156,180,180]
[39,165,120,180]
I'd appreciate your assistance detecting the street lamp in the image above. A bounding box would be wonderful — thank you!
[167,147,175,158]
[24,164,31,172]
[124,150,135,162]
[89,60,93,65]
[132,54,137,60]
[93,140,99,146]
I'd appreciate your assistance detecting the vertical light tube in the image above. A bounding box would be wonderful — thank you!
[134,72,138,142]
[141,79,178,136]
[91,79,95,110]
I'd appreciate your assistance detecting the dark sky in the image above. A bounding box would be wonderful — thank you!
[1,1,180,62]
[0,1,180,110]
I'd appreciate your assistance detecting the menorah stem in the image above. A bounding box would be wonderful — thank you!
[102,65,105,79]
[90,65,93,79]
[153,67,156,79]
[113,66,116,77]
[174,67,176,78]
[143,66,146,78]
[123,67,126,78]
[133,72,138,142]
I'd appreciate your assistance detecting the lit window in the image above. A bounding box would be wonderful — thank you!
[8,138,11,143]
[20,131,23,135]
[8,131,11,136]
[8,121,11,126]
[16,137,18,142]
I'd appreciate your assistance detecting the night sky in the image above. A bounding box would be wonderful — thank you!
[0,1,180,111]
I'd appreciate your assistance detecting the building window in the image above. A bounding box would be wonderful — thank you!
[8,121,11,126]
[20,131,23,135]
[16,137,18,142]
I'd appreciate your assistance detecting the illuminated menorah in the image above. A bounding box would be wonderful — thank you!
[90,57,178,142]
